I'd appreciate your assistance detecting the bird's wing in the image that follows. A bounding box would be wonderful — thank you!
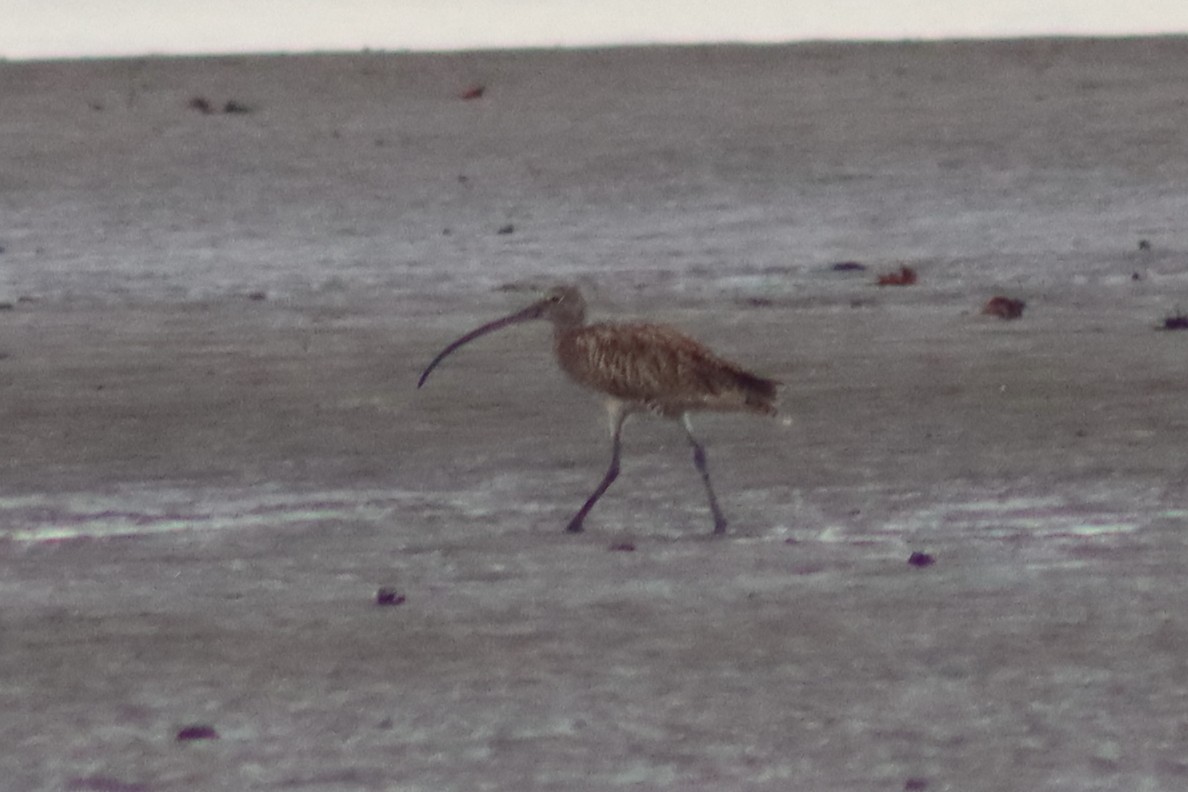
[562,323,778,412]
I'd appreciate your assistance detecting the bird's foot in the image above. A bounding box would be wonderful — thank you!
[565,517,586,534]
[712,519,728,536]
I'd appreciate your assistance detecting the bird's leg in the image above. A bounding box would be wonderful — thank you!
[566,401,628,533]
[681,414,728,535]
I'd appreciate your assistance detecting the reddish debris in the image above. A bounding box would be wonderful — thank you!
[376,587,406,606]
[608,542,636,552]
[907,551,935,568]
[981,295,1026,320]
[460,84,486,100]
[176,724,219,741]
[877,265,918,286]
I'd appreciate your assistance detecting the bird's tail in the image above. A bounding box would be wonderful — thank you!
[736,371,781,417]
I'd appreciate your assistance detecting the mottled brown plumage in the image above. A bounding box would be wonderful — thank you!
[418,286,780,534]
[556,322,779,418]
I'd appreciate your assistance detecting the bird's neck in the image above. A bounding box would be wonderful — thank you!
[550,318,585,339]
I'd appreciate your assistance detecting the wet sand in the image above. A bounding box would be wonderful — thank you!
[2,38,1188,790]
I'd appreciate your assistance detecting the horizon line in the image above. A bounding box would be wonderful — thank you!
[5,30,1186,64]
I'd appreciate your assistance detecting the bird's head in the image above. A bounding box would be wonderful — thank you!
[535,285,587,328]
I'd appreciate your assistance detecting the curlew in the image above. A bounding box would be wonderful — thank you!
[417,286,780,535]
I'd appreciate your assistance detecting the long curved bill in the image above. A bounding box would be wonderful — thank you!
[417,299,547,388]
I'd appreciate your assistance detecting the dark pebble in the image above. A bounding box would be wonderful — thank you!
[376,587,406,606]
[608,542,636,552]
[981,296,1026,320]
[1160,313,1188,331]
[176,724,219,741]
[907,551,935,567]
[187,96,214,114]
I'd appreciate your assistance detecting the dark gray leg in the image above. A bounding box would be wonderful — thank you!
[567,401,629,533]
[682,414,728,534]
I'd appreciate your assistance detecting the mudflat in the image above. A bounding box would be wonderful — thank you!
[1,38,1187,790]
